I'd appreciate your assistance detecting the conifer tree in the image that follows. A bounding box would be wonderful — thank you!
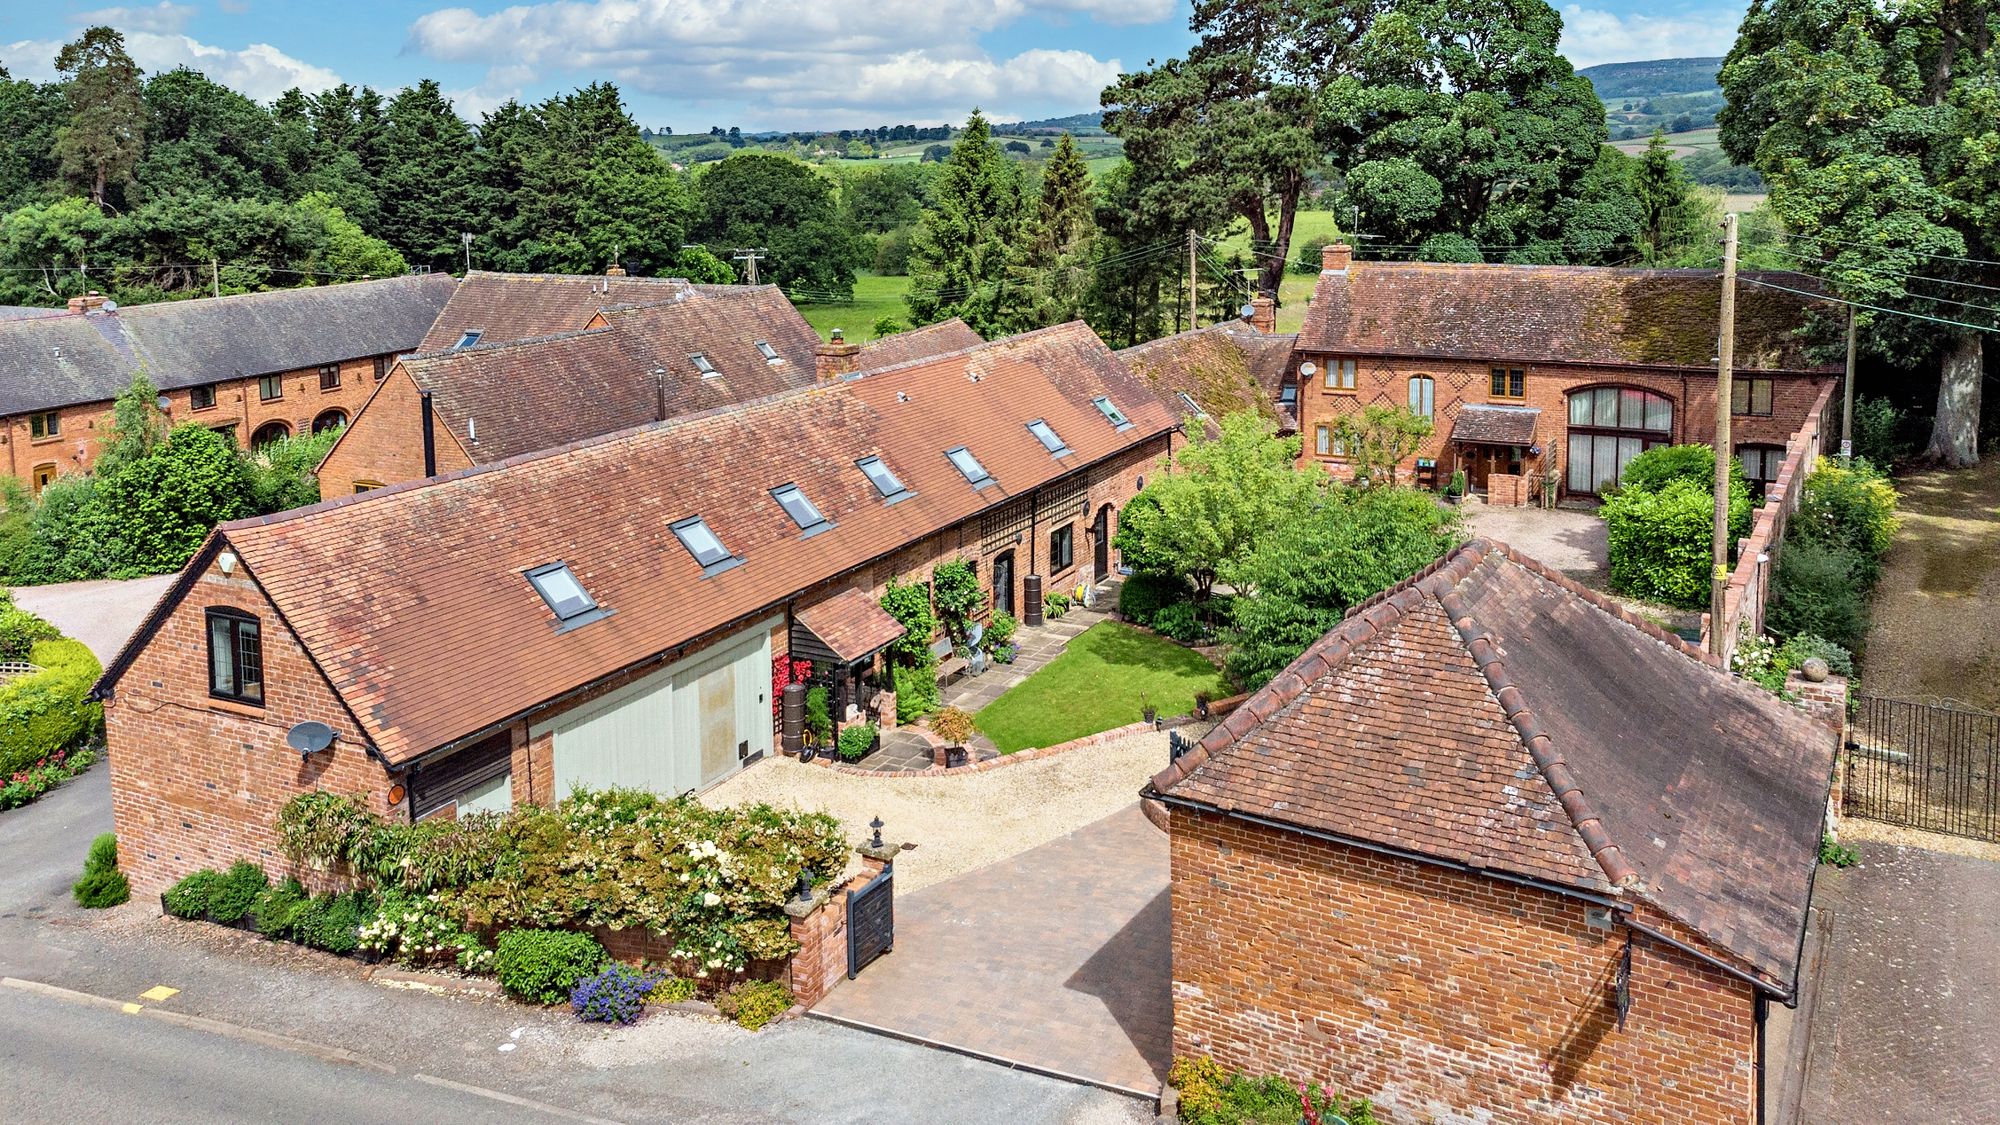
[376,80,480,271]
[1000,132,1096,333]
[905,110,1024,335]
[53,27,146,209]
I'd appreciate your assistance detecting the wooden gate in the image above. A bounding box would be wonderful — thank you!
[847,864,894,978]
[1845,695,2000,842]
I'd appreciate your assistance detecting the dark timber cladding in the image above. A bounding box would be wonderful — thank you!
[97,321,1177,767]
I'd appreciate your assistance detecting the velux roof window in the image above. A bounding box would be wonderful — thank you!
[1026,419,1070,457]
[453,330,483,350]
[946,446,995,490]
[1093,395,1133,431]
[756,341,782,365]
[772,483,833,536]
[690,353,718,377]
[857,456,913,504]
[672,515,743,576]
[1176,392,1207,419]
[526,562,606,631]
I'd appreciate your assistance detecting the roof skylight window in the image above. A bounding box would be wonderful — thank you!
[690,353,718,377]
[454,330,483,350]
[756,341,782,364]
[671,516,743,576]
[772,484,833,536]
[1026,419,1070,457]
[1093,395,1133,431]
[526,562,605,630]
[857,456,912,504]
[1176,392,1208,419]
[946,446,995,490]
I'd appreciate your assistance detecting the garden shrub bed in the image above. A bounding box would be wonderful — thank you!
[1170,1057,1378,1125]
[0,638,103,780]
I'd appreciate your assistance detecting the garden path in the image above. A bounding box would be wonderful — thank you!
[1862,455,2000,710]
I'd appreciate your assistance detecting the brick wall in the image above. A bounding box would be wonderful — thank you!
[105,548,396,893]
[3,353,397,488]
[316,367,476,496]
[1485,472,1530,508]
[1170,806,1759,1124]
[1294,350,1831,500]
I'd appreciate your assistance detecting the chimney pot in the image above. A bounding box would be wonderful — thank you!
[1247,296,1276,335]
[605,263,627,277]
[1321,242,1353,273]
[814,332,862,384]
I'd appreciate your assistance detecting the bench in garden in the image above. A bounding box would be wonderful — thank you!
[931,636,968,685]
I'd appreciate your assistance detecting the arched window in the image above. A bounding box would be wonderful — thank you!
[251,420,291,448]
[1565,387,1673,495]
[312,409,348,434]
[1408,375,1435,418]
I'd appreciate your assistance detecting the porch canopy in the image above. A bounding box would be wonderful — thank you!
[1450,404,1541,446]
[793,587,907,664]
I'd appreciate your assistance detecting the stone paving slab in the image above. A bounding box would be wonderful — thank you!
[812,804,1169,1096]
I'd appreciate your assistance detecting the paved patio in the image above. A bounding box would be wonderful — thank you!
[812,803,1170,1096]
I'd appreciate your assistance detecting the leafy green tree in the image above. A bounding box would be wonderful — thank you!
[133,68,278,205]
[1223,486,1462,687]
[0,196,109,304]
[507,84,696,275]
[839,163,932,233]
[1332,405,1434,485]
[95,374,168,479]
[9,475,127,584]
[1000,133,1096,332]
[0,68,69,210]
[1720,0,1995,466]
[1112,411,1325,599]
[906,111,1023,334]
[295,192,407,281]
[1083,161,1183,346]
[672,245,736,284]
[53,27,147,209]
[375,80,480,271]
[695,153,861,297]
[93,424,251,574]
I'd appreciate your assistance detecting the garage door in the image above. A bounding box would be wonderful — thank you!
[540,620,773,798]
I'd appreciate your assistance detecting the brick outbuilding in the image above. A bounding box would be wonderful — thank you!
[1146,539,1838,1123]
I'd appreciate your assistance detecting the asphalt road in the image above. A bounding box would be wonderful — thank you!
[6,572,176,665]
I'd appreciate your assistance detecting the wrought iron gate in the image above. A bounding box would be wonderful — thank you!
[1845,695,2000,842]
[847,864,894,978]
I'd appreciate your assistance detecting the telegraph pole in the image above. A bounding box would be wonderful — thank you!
[211,259,220,299]
[1709,211,1739,657]
[1187,229,1199,331]
[731,248,767,285]
[461,232,474,274]
[1841,307,1857,457]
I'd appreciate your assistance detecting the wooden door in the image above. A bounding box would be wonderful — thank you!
[1092,505,1110,580]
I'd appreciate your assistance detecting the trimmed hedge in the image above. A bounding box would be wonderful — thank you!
[1603,476,1752,609]
[0,639,103,776]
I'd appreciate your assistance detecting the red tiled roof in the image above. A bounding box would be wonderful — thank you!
[1449,404,1542,445]
[1152,539,1836,990]
[124,322,1173,767]
[1300,262,1836,373]
[795,588,906,662]
[418,271,742,351]
[858,319,983,368]
[398,287,821,463]
[1116,324,1294,432]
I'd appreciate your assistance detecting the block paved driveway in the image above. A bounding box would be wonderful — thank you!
[1799,839,2000,1123]
[813,803,1170,1097]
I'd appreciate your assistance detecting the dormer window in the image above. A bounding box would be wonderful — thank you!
[946,446,995,490]
[857,456,912,504]
[526,562,606,631]
[671,516,743,576]
[1092,396,1132,431]
[756,341,782,365]
[454,330,482,350]
[691,353,718,377]
[1026,419,1070,456]
[772,483,833,536]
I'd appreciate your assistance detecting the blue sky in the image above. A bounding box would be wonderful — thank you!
[1,1,1749,131]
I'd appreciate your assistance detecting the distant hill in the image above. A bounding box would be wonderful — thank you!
[1578,57,1723,98]
[994,112,1106,135]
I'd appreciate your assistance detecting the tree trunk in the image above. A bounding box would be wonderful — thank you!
[1924,331,1984,467]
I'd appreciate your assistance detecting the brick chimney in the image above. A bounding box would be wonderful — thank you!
[1321,242,1352,273]
[66,291,109,315]
[1245,295,1276,334]
[814,329,862,383]
[605,263,627,277]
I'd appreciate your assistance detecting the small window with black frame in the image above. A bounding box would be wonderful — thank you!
[207,608,264,705]
[1050,524,1075,572]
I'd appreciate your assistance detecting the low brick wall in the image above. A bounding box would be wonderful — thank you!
[816,720,1158,779]
[1485,472,1530,508]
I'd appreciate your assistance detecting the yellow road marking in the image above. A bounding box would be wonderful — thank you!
[121,1002,143,1014]
[139,986,180,1002]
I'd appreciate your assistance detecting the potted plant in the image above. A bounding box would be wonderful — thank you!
[803,686,832,759]
[930,706,975,768]
[836,721,880,763]
[1141,693,1158,726]
[1444,470,1467,504]
[1194,690,1212,720]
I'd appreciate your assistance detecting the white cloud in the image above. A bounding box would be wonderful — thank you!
[408,0,1128,127]
[2,19,339,103]
[1559,6,1743,70]
[77,3,200,34]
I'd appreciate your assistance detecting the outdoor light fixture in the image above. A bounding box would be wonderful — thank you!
[869,816,884,850]
[794,873,813,904]
[387,783,406,806]
[218,551,237,575]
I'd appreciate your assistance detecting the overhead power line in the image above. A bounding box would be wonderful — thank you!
[1735,274,2000,335]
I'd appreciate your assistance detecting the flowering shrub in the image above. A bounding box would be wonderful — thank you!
[771,657,812,719]
[358,889,492,972]
[714,979,793,1031]
[0,743,95,810]
[570,964,667,1024]
[1169,1056,1378,1125]
[1732,633,1855,697]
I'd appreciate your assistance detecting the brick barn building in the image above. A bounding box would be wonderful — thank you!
[94,322,1177,892]
[1294,245,1839,502]
[0,275,455,491]
[1146,540,1838,1123]
[1115,303,1299,438]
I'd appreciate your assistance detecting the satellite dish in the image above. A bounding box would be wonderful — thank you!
[1239,303,1257,320]
[101,299,119,311]
[1299,361,1319,377]
[286,721,336,758]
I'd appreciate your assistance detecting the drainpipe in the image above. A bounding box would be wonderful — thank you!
[419,389,437,477]
[1754,995,1769,1125]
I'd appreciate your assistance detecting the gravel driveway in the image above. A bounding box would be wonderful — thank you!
[702,727,1188,892]
[1462,500,1608,585]
[7,573,177,664]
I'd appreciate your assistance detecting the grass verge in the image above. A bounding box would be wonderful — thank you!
[973,621,1227,754]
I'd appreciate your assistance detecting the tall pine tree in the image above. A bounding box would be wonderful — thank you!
[905,110,1023,335]
[53,26,146,210]
[376,80,479,271]
[1000,132,1096,333]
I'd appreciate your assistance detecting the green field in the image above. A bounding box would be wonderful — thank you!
[1208,210,1343,333]
[1612,126,1723,157]
[794,272,912,343]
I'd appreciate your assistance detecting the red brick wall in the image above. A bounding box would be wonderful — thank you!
[315,367,476,496]
[1170,806,1759,1124]
[2,353,397,489]
[105,548,397,893]
[1294,351,1831,498]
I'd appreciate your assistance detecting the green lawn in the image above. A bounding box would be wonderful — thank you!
[795,272,913,343]
[973,621,1228,754]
